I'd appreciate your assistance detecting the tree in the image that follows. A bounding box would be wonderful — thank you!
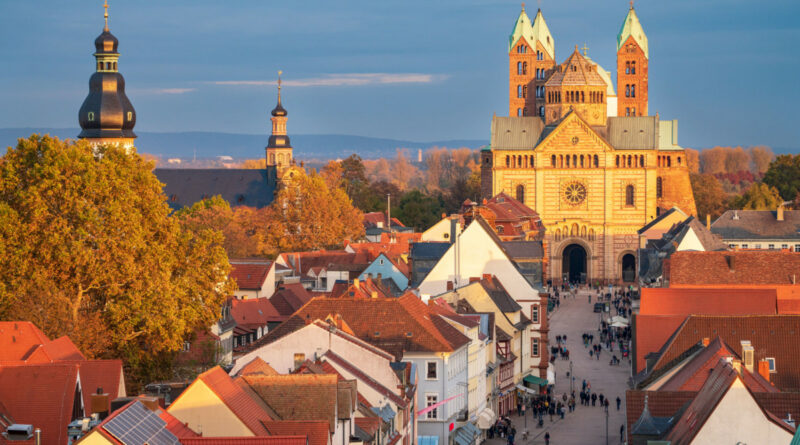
[239,159,266,169]
[393,189,445,231]
[763,154,800,202]
[0,135,233,387]
[264,171,364,251]
[731,182,783,210]
[690,173,729,222]
[320,160,344,191]
[685,148,700,173]
[175,197,271,258]
[724,146,750,173]
[748,146,774,174]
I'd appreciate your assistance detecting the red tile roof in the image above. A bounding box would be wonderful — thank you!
[175,366,272,435]
[231,297,284,331]
[650,315,800,391]
[633,314,688,373]
[362,212,405,229]
[24,336,85,363]
[236,357,279,377]
[667,250,800,285]
[354,417,380,436]
[242,374,340,432]
[329,276,393,299]
[159,408,200,438]
[70,360,124,413]
[0,321,55,361]
[180,438,307,445]
[230,260,272,290]
[270,284,314,317]
[0,363,79,445]
[263,421,330,445]
[248,294,470,360]
[278,251,367,276]
[639,287,778,316]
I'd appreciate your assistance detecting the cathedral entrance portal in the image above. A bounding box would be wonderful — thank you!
[562,244,587,284]
[622,253,636,282]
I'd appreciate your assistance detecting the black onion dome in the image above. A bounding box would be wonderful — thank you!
[271,102,287,117]
[94,30,119,54]
[78,72,137,139]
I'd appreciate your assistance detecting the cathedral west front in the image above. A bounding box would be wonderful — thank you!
[481,3,697,284]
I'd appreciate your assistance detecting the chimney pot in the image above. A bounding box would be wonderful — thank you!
[741,340,754,373]
[731,359,742,374]
[446,281,454,291]
[702,337,710,347]
[758,359,771,383]
[777,205,785,222]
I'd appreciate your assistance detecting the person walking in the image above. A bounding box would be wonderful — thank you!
[616,396,622,411]
[620,424,625,443]
[591,393,597,406]
[544,432,550,445]
[599,394,605,406]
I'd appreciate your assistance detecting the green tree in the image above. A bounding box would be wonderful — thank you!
[393,189,445,231]
[0,135,233,387]
[731,182,783,210]
[763,154,800,201]
[690,173,729,222]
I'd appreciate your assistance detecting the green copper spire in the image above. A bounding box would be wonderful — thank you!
[509,4,554,60]
[617,3,648,59]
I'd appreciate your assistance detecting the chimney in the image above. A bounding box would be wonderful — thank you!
[701,337,710,347]
[731,359,742,374]
[469,277,481,283]
[446,281,454,291]
[777,204,785,222]
[371,291,378,299]
[741,340,754,373]
[91,387,110,420]
[733,210,739,220]
[758,360,771,383]
[376,273,383,287]
[305,314,312,325]
[353,278,359,289]
[726,254,735,271]
[483,273,493,281]
[706,213,711,230]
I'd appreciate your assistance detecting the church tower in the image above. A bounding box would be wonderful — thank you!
[616,2,648,117]
[544,47,608,127]
[508,4,555,119]
[266,71,293,172]
[78,1,137,149]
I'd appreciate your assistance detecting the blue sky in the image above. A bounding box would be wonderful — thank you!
[1,0,799,150]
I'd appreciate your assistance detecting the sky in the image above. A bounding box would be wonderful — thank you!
[1,0,799,150]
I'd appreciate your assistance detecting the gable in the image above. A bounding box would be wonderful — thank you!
[676,228,705,251]
[167,379,255,437]
[534,112,613,153]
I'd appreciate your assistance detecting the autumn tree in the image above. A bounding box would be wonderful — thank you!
[264,171,364,251]
[748,146,774,174]
[320,160,344,191]
[393,189,445,231]
[763,154,800,202]
[684,148,700,173]
[239,158,267,169]
[690,173,729,222]
[731,182,783,210]
[0,135,233,386]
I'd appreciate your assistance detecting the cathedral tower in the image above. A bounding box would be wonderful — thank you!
[265,71,293,172]
[544,47,608,127]
[78,1,137,148]
[616,2,648,117]
[508,4,555,118]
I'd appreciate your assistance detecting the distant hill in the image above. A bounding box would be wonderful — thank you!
[0,128,488,160]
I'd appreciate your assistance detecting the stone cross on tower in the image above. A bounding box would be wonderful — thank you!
[103,0,109,32]
[581,43,589,56]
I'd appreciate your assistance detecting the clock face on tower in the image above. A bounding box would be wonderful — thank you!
[563,181,587,206]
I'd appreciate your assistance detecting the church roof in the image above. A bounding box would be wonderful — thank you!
[617,6,649,59]
[545,48,607,88]
[490,116,544,150]
[582,54,616,96]
[509,7,554,60]
[607,116,659,150]
[155,168,278,210]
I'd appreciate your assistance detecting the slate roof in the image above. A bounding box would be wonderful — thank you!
[230,260,272,290]
[650,315,800,391]
[638,207,688,235]
[639,287,778,316]
[263,421,331,445]
[489,116,545,150]
[667,250,800,285]
[247,294,471,359]
[711,209,800,241]
[481,276,522,313]
[545,48,608,88]
[410,242,451,260]
[625,390,695,444]
[500,241,544,259]
[156,168,278,210]
[653,216,728,252]
[607,116,659,150]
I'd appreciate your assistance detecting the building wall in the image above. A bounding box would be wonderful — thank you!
[359,255,409,291]
[616,36,648,117]
[691,378,793,444]
[167,380,254,437]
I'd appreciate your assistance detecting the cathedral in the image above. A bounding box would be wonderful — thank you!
[76,2,297,210]
[481,3,697,284]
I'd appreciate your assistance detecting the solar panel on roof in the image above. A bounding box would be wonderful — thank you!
[103,401,180,445]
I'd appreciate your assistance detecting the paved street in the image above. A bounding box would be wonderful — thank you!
[487,287,632,445]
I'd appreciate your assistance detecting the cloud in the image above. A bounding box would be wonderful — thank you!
[211,73,448,87]
[133,88,196,95]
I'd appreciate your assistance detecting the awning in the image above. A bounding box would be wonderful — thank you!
[516,384,538,395]
[476,408,496,429]
[453,423,479,445]
[523,375,548,386]
[418,437,439,445]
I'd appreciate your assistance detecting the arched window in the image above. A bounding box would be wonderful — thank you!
[516,184,525,203]
[600,92,604,102]
[270,153,275,164]
[106,62,111,70]
[518,85,523,98]
[517,62,523,75]
[640,155,645,167]
[565,155,570,167]
[559,155,564,167]
[113,62,117,70]
[97,61,102,70]
[518,108,523,116]
[677,156,682,165]
[627,155,632,167]
[594,155,599,167]
[571,223,579,236]
[530,155,534,167]
[631,61,636,74]
[539,106,544,117]
[616,155,620,167]
[625,61,631,74]
[581,226,587,237]
[87,112,95,121]
[523,62,528,75]
[512,156,516,168]
[522,85,527,98]
[573,155,578,168]
[625,85,630,97]
[631,84,636,98]
[581,91,585,103]
[518,155,522,167]
[625,107,631,117]
[625,185,635,206]
[506,155,510,167]
[524,156,528,168]
[632,107,637,116]
[656,177,663,198]
[551,155,557,167]
[667,156,672,167]
[523,107,528,115]
[580,155,584,167]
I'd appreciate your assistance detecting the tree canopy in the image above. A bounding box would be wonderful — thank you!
[690,173,729,222]
[763,154,800,202]
[0,135,233,386]
[730,182,783,211]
